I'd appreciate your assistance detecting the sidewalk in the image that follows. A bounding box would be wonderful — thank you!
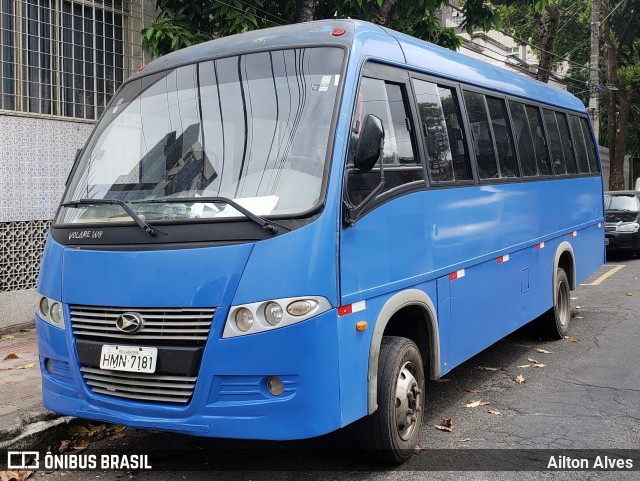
[0,328,72,449]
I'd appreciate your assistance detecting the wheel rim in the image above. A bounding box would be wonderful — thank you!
[394,361,421,441]
[557,279,570,327]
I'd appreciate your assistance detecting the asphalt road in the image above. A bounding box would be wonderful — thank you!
[37,253,640,480]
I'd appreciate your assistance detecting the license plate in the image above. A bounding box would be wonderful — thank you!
[605,238,609,246]
[100,345,158,373]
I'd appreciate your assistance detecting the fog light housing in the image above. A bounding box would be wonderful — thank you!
[266,376,284,396]
[45,358,54,374]
[234,308,254,332]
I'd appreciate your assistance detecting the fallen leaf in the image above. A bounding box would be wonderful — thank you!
[477,366,499,371]
[570,297,577,300]
[465,400,490,408]
[3,335,15,340]
[89,424,106,433]
[517,364,530,368]
[533,364,546,368]
[15,363,34,369]
[514,374,525,384]
[434,424,452,432]
[68,425,91,435]
[465,389,481,393]
[536,349,552,354]
[71,439,90,449]
[457,438,471,442]
[114,425,126,433]
[0,367,12,371]
[570,339,580,344]
[575,316,584,319]
[527,357,539,363]
[575,306,581,309]
[435,378,450,383]
[0,471,35,481]
[626,292,633,297]
[414,443,424,453]
[563,336,570,339]
[442,418,452,428]
[488,410,502,415]
[3,353,19,360]
[58,440,70,453]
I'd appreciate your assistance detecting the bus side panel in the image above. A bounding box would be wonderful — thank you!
[569,223,606,285]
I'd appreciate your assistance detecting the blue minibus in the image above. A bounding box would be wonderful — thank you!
[36,19,604,462]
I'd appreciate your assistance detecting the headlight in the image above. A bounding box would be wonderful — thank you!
[264,302,283,326]
[223,296,331,338]
[617,222,639,233]
[37,295,65,330]
[234,308,254,332]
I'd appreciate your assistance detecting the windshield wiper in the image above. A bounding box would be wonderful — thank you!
[132,196,279,235]
[62,199,166,237]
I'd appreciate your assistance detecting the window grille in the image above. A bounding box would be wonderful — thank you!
[0,0,143,120]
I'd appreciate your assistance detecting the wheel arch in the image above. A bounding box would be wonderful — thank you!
[367,289,440,415]
[553,241,576,304]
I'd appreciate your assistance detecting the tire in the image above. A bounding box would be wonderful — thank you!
[541,267,572,339]
[358,336,425,464]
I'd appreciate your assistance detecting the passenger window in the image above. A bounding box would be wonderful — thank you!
[346,77,422,204]
[580,117,599,172]
[509,102,550,177]
[464,91,519,179]
[412,78,472,182]
[543,109,576,175]
[568,115,591,173]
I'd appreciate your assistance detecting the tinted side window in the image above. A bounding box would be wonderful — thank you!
[412,78,472,182]
[568,114,591,173]
[525,105,551,176]
[509,101,537,177]
[347,77,422,204]
[464,91,518,179]
[543,109,573,175]
[580,117,599,172]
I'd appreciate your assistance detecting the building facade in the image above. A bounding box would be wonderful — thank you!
[0,0,148,328]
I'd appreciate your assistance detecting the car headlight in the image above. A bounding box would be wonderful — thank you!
[223,296,331,338]
[617,222,640,233]
[37,295,66,330]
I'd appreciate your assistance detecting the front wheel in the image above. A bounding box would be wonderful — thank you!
[542,267,572,339]
[359,336,425,463]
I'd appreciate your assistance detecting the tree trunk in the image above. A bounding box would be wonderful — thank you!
[611,90,630,190]
[295,0,315,23]
[603,4,625,190]
[374,0,400,28]
[533,4,560,83]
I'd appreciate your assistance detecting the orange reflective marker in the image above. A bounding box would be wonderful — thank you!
[356,321,368,331]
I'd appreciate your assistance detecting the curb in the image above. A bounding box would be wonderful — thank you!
[0,322,35,336]
[0,416,75,450]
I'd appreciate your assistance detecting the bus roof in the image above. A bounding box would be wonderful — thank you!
[134,19,586,113]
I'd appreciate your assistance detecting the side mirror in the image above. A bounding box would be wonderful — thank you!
[354,114,384,172]
[345,114,386,225]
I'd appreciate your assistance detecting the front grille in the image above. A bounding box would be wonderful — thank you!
[70,305,215,345]
[80,367,196,404]
[71,305,215,404]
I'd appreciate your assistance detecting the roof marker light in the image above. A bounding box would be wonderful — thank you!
[331,28,345,37]
[137,64,147,72]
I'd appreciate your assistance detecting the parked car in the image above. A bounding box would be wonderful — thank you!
[604,190,640,256]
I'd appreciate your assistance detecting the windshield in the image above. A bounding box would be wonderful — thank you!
[604,194,639,212]
[57,47,344,224]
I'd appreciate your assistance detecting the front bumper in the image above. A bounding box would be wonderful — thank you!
[36,307,343,440]
[605,230,640,252]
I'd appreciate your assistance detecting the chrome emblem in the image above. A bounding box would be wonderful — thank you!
[115,312,144,333]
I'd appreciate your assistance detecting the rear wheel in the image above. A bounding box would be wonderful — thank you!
[359,336,425,463]
[542,267,571,339]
